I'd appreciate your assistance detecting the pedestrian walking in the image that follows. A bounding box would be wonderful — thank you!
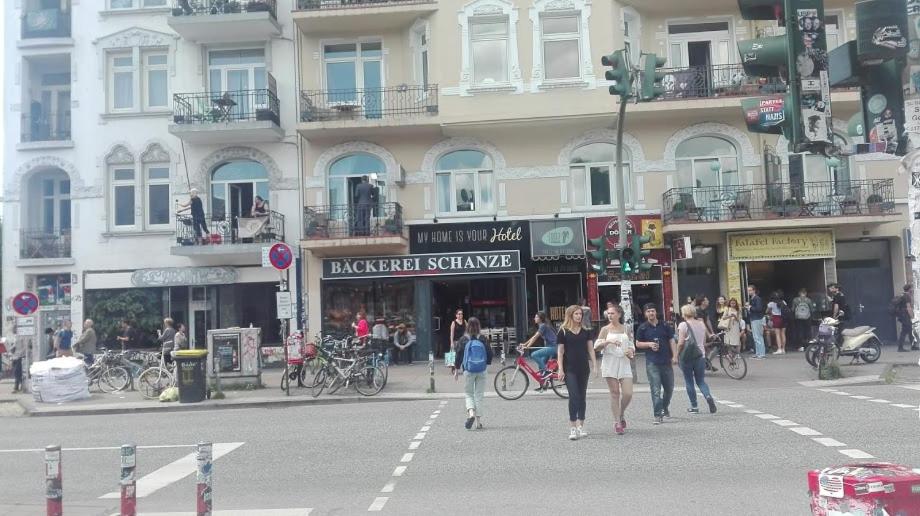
[746,285,767,359]
[792,289,816,351]
[452,317,492,430]
[894,284,917,352]
[449,309,466,353]
[636,304,676,425]
[767,292,787,355]
[8,338,25,393]
[595,305,635,435]
[695,295,715,337]
[352,312,370,347]
[157,318,177,363]
[73,319,98,366]
[55,320,74,357]
[677,304,717,414]
[521,312,557,374]
[557,305,597,440]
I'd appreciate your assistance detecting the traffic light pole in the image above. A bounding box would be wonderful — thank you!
[614,96,633,328]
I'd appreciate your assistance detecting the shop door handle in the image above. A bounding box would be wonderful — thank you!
[859,303,865,313]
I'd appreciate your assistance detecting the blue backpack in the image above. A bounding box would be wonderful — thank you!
[462,338,488,373]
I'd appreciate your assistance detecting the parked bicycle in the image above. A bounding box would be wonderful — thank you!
[310,343,386,397]
[705,332,748,380]
[493,346,568,400]
[136,352,176,400]
[82,349,131,393]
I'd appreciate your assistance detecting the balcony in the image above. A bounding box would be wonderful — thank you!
[302,203,408,257]
[21,6,71,41]
[298,85,439,139]
[661,179,898,232]
[171,211,285,260]
[168,0,280,43]
[20,112,71,148]
[169,89,283,144]
[19,229,72,266]
[294,0,437,34]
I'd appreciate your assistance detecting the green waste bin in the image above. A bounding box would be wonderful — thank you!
[174,349,209,403]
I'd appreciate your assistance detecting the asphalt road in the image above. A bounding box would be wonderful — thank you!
[2,352,919,515]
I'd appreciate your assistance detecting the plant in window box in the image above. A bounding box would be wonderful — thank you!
[866,194,884,214]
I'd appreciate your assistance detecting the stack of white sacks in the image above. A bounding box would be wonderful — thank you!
[29,357,91,403]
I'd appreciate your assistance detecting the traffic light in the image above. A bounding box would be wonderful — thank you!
[601,50,632,98]
[639,53,667,101]
[588,236,609,280]
[620,246,635,276]
[631,232,653,273]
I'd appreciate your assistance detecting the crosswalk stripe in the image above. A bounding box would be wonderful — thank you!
[116,510,312,516]
[849,395,872,400]
[771,420,799,427]
[839,449,874,459]
[368,497,388,512]
[813,437,847,447]
[892,403,916,408]
[789,427,822,436]
[392,466,407,477]
[755,414,779,419]
[868,399,891,403]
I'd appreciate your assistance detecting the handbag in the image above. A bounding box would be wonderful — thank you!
[444,351,456,367]
[679,323,703,365]
[717,316,730,331]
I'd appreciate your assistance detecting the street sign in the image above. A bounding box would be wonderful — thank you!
[276,292,293,320]
[268,243,294,271]
[261,247,272,268]
[16,316,36,336]
[12,291,40,316]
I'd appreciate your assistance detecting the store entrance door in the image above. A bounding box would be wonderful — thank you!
[743,259,827,303]
[836,241,896,342]
[432,277,516,356]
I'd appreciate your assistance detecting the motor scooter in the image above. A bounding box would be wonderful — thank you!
[805,316,882,367]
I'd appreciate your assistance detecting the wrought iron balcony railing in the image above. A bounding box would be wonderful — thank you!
[173,89,280,126]
[662,179,895,224]
[303,203,404,239]
[21,112,71,142]
[300,85,438,123]
[171,0,277,17]
[296,0,433,10]
[21,229,71,259]
[651,63,854,101]
[21,7,71,39]
[175,211,285,246]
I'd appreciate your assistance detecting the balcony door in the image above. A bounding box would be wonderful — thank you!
[323,42,384,119]
[208,49,266,119]
[211,160,269,240]
[328,153,386,221]
[668,21,733,91]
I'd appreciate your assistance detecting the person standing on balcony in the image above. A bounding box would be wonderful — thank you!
[177,188,210,244]
[353,175,374,236]
[252,196,269,217]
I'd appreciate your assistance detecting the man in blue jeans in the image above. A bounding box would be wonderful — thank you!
[635,304,677,425]
[747,284,767,359]
[522,312,557,376]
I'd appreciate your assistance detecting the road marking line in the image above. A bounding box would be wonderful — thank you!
[716,400,734,404]
[400,453,414,463]
[868,399,891,403]
[0,444,198,454]
[420,426,431,432]
[724,404,744,408]
[381,482,396,493]
[120,510,313,516]
[831,391,851,396]
[743,409,763,414]
[900,384,920,391]
[892,403,915,408]
[408,441,421,450]
[100,442,244,499]
[799,375,879,387]
[425,420,434,425]
[771,420,799,427]
[434,410,441,414]
[755,414,780,419]
[813,437,847,447]
[789,427,822,436]
[392,466,407,477]
[849,395,872,400]
[816,388,840,392]
[839,449,875,459]
[368,497,388,512]
[430,414,439,419]
[413,433,426,440]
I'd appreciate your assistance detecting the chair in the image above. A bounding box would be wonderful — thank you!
[837,186,862,215]
[679,192,706,221]
[728,189,752,219]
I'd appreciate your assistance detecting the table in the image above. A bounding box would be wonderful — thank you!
[212,95,237,122]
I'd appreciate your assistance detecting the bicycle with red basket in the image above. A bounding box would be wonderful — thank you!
[280,333,320,390]
[493,346,568,399]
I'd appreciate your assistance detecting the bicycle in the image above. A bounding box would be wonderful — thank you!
[493,346,568,400]
[705,332,748,380]
[136,352,176,400]
[310,344,385,397]
[83,350,131,393]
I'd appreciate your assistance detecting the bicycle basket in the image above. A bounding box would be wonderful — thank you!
[304,342,318,359]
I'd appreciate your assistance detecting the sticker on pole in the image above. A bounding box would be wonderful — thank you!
[12,291,40,316]
[268,243,294,271]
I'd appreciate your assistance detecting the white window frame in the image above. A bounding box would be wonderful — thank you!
[40,176,71,233]
[823,10,845,51]
[540,14,581,81]
[529,0,594,92]
[674,136,741,190]
[108,0,168,9]
[145,163,171,229]
[108,51,136,113]
[436,169,496,215]
[409,20,430,90]
[320,40,384,93]
[106,47,170,114]
[569,146,633,209]
[621,7,641,65]
[143,50,169,111]
[207,47,267,94]
[458,0,523,96]
[470,17,511,86]
[111,166,138,231]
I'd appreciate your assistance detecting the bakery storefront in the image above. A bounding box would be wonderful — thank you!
[529,218,587,324]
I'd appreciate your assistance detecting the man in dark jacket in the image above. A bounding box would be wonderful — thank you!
[353,175,374,236]
[746,284,766,359]
[896,284,917,352]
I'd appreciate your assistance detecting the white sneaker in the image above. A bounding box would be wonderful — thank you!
[568,427,579,441]
[578,426,588,438]
[772,350,783,355]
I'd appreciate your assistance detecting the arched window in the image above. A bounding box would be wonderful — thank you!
[210,160,269,220]
[435,150,494,214]
[569,142,631,207]
[675,136,739,190]
[328,153,386,207]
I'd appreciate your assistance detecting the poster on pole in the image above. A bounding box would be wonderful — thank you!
[795,6,832,146]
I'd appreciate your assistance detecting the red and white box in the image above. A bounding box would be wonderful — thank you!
[808,462,920,515]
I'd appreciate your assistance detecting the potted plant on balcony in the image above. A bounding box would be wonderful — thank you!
[866,194,884,214]
[763,199,783,219]
[669,201,688,222]
[782,197,800,217]
[383,217,401,235]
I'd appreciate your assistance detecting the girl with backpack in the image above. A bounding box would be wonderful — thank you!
[557,305,597,440]
[452,317,493,430]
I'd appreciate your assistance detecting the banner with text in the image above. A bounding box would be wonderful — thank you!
[323,251,522,280]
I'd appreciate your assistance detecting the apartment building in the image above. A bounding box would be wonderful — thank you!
[3,0,301,358]
[296,0,909,355]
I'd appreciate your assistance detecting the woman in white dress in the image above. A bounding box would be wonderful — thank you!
[594,305,635,435]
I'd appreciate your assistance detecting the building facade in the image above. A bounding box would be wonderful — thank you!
[3,0,302,358]
[296,0,910,355]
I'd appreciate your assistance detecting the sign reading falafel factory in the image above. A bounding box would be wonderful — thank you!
[322,251,521,280]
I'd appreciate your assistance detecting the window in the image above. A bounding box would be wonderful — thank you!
[800,133,851,185]
[323,42,382,95]
[208,49,267,115]
[109,0,167,8]
[675,136,740,190]
[107,49,169,113]
[329,153,386,208]
[541,15,580,80]
[569,143,631,207]
[210,161,269,221]
[412,29,429,88]
[470,19,509,84]
[144,52,168,109]
[40,176,71,232]
[110,52,134,111]
[436,150,494,214]
[824,13,843,50]
[622,8,641,64]
[146,165,170,227]
[108,145,171,231]
[112,168,137,228]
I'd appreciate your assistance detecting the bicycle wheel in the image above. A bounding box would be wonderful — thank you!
[137,367,173,400]
[549,376,569,399]
[327,370,346,395]
[493,365,529,400]
[300,357,322,386]
[100,367,130,393]
[311,368,328,398]
[281,370,290,391]
[719,351,748,380]
[355,365,386,396]
[805,343,820,368]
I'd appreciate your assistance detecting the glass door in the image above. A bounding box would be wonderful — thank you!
[189,286,218,350]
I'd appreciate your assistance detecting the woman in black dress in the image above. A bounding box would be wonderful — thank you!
[448,308,466,353]
[557,304,597,440]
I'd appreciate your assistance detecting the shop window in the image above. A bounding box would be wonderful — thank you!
[675,135,740,191]
[322,279,416,335]
[36,274,71,307]
[569,142,631,208]
[436,150,495,215]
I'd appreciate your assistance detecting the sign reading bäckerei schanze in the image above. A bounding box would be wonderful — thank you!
[322,251,521,280]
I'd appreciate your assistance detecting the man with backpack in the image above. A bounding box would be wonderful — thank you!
[792,289,816,351]
[452,317,493,430]
[893,284,917,352]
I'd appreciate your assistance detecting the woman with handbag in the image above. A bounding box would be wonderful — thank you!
[722,298,745,350]
[677,304,717,414]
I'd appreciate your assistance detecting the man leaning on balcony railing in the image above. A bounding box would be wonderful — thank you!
[176,188,211,244]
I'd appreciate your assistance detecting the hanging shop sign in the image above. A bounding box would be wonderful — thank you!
[131,267,238,287]
[584,215,665,249]
[323,251,522,280]
[409,221,530,256]
[530,219,586,260]
[727,229,835,261]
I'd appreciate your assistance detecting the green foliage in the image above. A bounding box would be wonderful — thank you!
[84,289,163,347]
[818,360,843,381]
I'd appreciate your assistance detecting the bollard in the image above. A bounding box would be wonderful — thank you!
[120,444,137,516]
[427,351,435,393]
[196,442,213,516]
[45,445,62,516]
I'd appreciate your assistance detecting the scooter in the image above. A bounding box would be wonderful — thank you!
[805,316,882,367]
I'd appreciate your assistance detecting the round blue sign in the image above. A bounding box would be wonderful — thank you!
[12,291,40,316]
[269,243,294,271]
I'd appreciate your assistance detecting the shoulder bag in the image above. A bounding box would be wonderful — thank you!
[679,322,703,365]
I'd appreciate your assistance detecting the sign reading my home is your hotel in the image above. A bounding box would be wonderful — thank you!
[323,251,521,280]
[727,229,835,261]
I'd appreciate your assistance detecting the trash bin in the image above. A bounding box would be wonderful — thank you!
[807,462,920,515]
[174,349,209,403]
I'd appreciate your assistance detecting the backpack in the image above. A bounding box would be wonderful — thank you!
[462,337,488,373]
[887,295,905,317]
[780,301,794,322]
[794,299,812,320]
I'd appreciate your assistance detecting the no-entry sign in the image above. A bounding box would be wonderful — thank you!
[268,243,294,271]
[12,291,40,316]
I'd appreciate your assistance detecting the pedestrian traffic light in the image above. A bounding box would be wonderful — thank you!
[619,246,635,276]
[588,236,609,280]
[601,50,632,98]
[639,53,667,101]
